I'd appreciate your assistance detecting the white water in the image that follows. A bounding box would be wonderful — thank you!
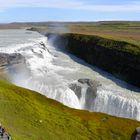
[92,87,140,120]
[0,29,140,120]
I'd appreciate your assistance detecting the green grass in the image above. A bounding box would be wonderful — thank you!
[67,21,140,47]
[0,80,140,140]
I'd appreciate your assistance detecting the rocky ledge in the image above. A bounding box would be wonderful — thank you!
[0,53,25,68]
[69,79,101,109]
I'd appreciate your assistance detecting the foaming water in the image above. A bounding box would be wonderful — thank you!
[0,29,140,120]
[92,86,140,120]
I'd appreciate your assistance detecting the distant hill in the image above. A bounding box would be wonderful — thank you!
[0,23,27,29]
[6,21,139,46]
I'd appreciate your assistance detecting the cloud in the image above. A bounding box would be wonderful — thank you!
[0,0,140,12]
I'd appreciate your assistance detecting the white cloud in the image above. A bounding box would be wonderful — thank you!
[0,0,140,12]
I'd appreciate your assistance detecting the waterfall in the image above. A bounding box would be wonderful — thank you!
[1,29,140,121]
[91,87,140,121]
[1,35,81,109]
[79,87,87,108]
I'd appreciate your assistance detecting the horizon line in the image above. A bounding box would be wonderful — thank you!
[0,20,140,24]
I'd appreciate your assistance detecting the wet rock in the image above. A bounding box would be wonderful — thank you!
[0,53,25,68]
[69,84,82,99]
[0,54,8,66]
[8,53,25,65]
[69,79,101,110]
[85,87,97,109]
[78,79,101,88]
[131,127,140,140]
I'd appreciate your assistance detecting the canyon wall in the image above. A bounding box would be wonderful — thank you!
[51,33,140,87]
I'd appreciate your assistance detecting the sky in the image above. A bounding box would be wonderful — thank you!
[0,0,140,23]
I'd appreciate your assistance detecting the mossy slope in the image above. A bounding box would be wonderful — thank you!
[0,80,140,140]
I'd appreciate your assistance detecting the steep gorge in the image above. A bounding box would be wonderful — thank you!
[51,33,140,88]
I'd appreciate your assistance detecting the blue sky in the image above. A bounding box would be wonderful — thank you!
[0,0,140,23]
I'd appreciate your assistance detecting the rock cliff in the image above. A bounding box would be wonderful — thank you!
[69,79,101,110]
[50,33,140,87]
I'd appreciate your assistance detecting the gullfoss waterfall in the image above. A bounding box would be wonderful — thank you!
[0,29,140,121]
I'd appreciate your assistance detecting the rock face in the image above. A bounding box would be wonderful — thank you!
[53,33,140,88]
[131,127,140,140]
[0,53,25,68]
[78,79,101,88]
[69,79,101,109]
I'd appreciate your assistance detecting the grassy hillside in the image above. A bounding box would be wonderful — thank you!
[0,80,140,140]
[68,21,140,47]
